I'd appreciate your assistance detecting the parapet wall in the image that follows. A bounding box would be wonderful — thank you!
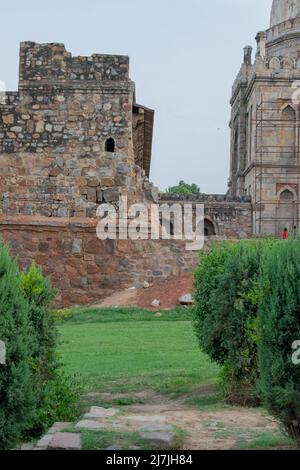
[19,42,129,87]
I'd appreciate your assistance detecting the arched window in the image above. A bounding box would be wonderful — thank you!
[280,189,294,202]
[105,138,115,153]
[281,106,296,159]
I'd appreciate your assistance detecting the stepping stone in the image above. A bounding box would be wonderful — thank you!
[76,419,105,430]
[48,422,71,434]
[138,423,174,433]
[124,415,166,425]
[21,443,35,450]
[84,407,119,419]
[48,432,81,450]
[105,445,123,450]
[36,433,54,449]
[139,431,175,446]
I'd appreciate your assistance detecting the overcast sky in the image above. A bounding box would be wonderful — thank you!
[0,0,273,193]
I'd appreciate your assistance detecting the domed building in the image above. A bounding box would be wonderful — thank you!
[229,0,300,235]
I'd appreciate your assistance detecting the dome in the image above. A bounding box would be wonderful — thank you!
[270,0,300,27]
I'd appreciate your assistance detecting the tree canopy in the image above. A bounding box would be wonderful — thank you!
[166,181,201,196]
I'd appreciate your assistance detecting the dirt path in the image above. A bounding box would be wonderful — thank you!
[80,388,289,451]
[92,275,193,310]
[29,387,295,450]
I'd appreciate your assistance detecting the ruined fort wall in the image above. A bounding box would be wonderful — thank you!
[159,195,253,239]
[0,216,198,307]
[0,42,152,218]
[0,43,253,306]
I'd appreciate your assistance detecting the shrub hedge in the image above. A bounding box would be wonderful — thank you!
[258,241,300,445]
[194,238,300,445]
[0,246,80,449]
[0,245,35,448]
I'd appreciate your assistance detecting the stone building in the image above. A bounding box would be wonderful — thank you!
[0,42,156,217]
[0,41,253,305]
[229,0,300,236]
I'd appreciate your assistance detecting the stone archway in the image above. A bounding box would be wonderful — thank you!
[277,188,296,234]
[204,218,216,237]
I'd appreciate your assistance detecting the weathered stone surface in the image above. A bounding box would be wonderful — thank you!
[139,431,175,445]
[0,42,254,309]
[84,407,119,419]
[102,188,120,203]
[48,432,81,450]
[2,114,14,124]
[75,419,105,430]
[179,294,194,305]
[20,443,35,450]
[48,422,72,434]
[138,423,173,432]
[36,433,54,449]
[230,1,300,236]
[124,415,166,425]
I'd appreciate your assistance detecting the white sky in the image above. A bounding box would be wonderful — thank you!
[0,0,273,193]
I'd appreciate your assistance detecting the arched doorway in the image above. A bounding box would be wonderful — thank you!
[277,188,296,234]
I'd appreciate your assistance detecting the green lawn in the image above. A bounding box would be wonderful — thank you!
[55,307,296,450]
[57,307,219,394]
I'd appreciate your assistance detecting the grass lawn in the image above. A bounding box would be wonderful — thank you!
[57,307,219,394]
[55,307,296,450]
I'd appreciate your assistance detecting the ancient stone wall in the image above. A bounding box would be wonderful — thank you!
[159,195,253,239]
[0,216,198,307]
[0,42,155,219]
[0,42,253,307]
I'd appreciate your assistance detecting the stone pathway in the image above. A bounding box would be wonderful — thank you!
[30,405,177,450]
[20,390,296,451]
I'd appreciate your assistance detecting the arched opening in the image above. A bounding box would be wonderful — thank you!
[105,138,115,153]
[160,216,175,237]
[278,188,296,234]
[204,219,216,237]
[280,106,296,159]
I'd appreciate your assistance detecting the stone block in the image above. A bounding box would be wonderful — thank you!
[87,187,97,202]
[57,207,69,217]
[96,189,103,203]
[103,188,119,203]
[48,432,81,450]
[139,431,175,445]
[87,177,99,187]
[2,114,14,124]
[84,407,119,419]
[72,239,82,253]
[75,419,105,430]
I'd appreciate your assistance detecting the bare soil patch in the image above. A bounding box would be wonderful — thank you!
[93,274,193,310]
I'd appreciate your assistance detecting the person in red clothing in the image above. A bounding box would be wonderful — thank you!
[282,228,289,240]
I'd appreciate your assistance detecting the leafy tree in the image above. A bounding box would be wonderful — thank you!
[166,180,201,196]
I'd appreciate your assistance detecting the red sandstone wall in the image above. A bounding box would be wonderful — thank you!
[0,216,198,307]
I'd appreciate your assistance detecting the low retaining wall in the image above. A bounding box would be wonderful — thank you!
[0,216,199,307]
